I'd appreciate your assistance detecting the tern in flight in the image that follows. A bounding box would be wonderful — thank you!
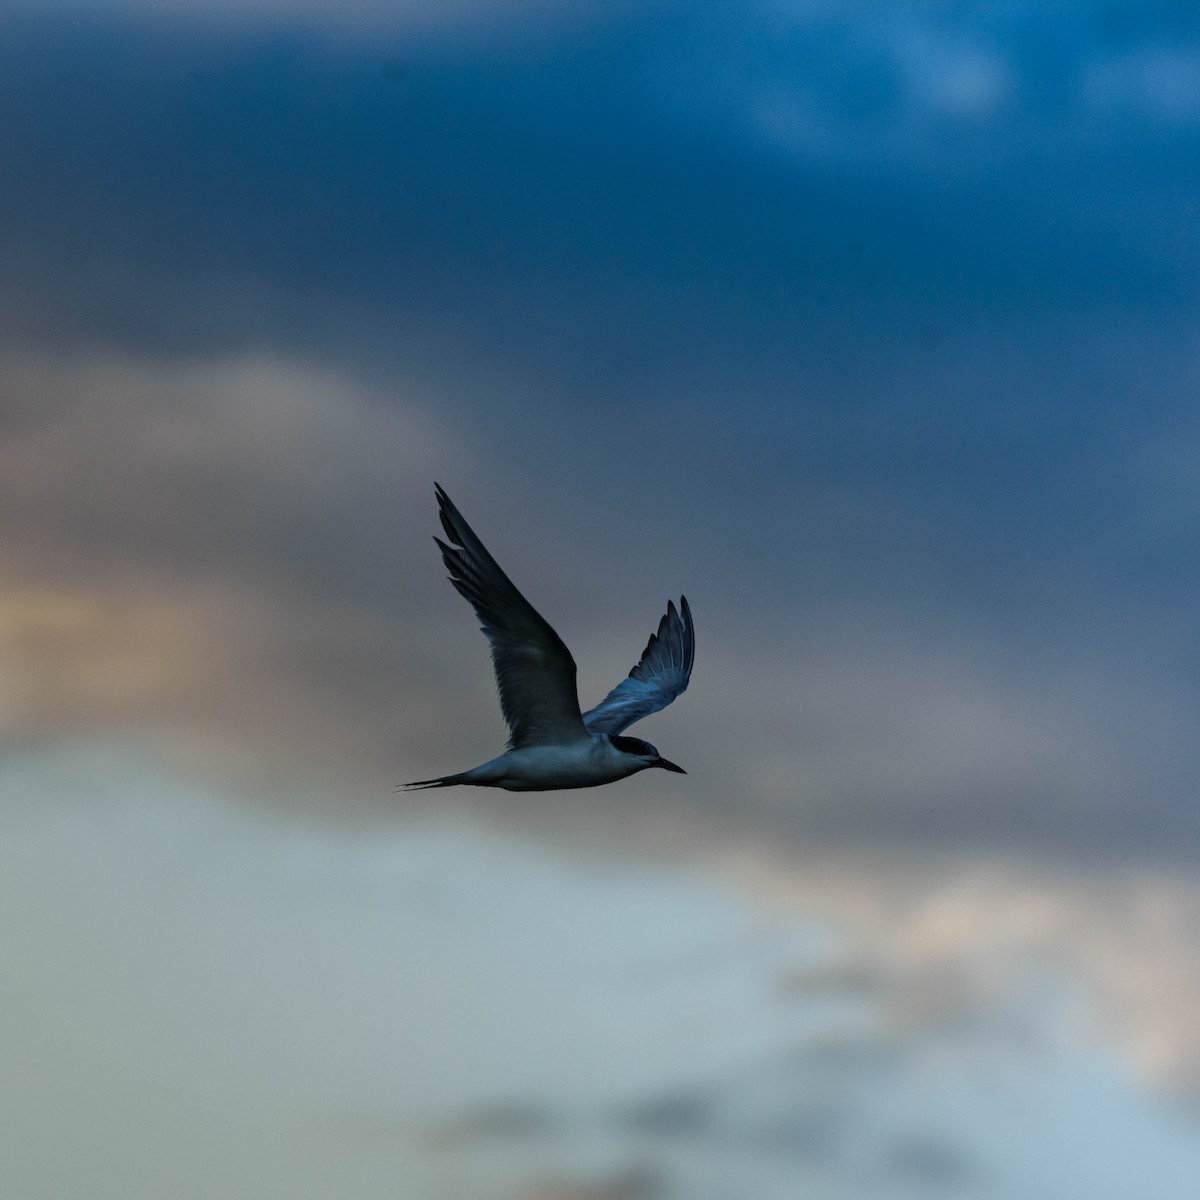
[405,485,694,791]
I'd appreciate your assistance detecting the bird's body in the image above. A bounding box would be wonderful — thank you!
[406,485,694,792]
[420,737,661,792]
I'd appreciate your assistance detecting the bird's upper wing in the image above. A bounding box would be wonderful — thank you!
[582,597,694,736]
[433,484,589,749]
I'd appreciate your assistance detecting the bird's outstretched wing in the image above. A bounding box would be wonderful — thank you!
[433,484,589,749]
[582,597,694,736]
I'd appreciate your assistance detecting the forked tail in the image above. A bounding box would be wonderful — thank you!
[399,771,470,792]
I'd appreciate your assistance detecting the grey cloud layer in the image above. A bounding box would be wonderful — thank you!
[3,4,1200,853]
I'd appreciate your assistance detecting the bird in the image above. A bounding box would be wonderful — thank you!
[405,484,694,792]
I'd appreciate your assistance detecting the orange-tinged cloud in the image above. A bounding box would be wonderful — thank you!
[0,583,212,731]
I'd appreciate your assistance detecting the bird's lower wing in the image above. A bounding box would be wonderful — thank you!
[582,597,694,736]
[434,484,589,748]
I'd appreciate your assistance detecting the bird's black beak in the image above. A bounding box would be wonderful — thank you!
[655,757,686,774]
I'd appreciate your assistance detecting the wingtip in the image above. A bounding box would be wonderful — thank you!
[436,493,462,545]
[666,596,692,624]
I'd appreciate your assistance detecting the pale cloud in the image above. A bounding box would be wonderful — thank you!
[721,840,1200,1100]
[889,28,1012,119]
[6,746,1200,1199]
[666,17,1020,179]
[0,350,444,545]
[654,3,1200,177]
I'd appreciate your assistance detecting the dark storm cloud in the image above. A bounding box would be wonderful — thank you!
[3,2,1200,852]
[5,3,1199,351]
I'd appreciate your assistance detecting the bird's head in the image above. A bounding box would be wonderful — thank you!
[609,735,686,775]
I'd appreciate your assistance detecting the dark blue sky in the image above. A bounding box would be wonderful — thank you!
[3,1,1200,855]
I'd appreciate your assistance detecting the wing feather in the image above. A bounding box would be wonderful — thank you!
[582,597,694,736]
[433,484,588,749]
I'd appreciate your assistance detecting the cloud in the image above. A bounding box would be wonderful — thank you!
[3,336,1200,854]
[5,0,1199,360]
[647,2,1200,186]
[3,5,1200,857]
[7,748,1200,1200]
[0,583,213,733]
[0,349,444,581]
[6,11,1200,1192]
[720,840,1200,1100]
[0,349,482,785]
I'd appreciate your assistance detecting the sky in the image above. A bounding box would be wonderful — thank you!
[4,2,1200,1197]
